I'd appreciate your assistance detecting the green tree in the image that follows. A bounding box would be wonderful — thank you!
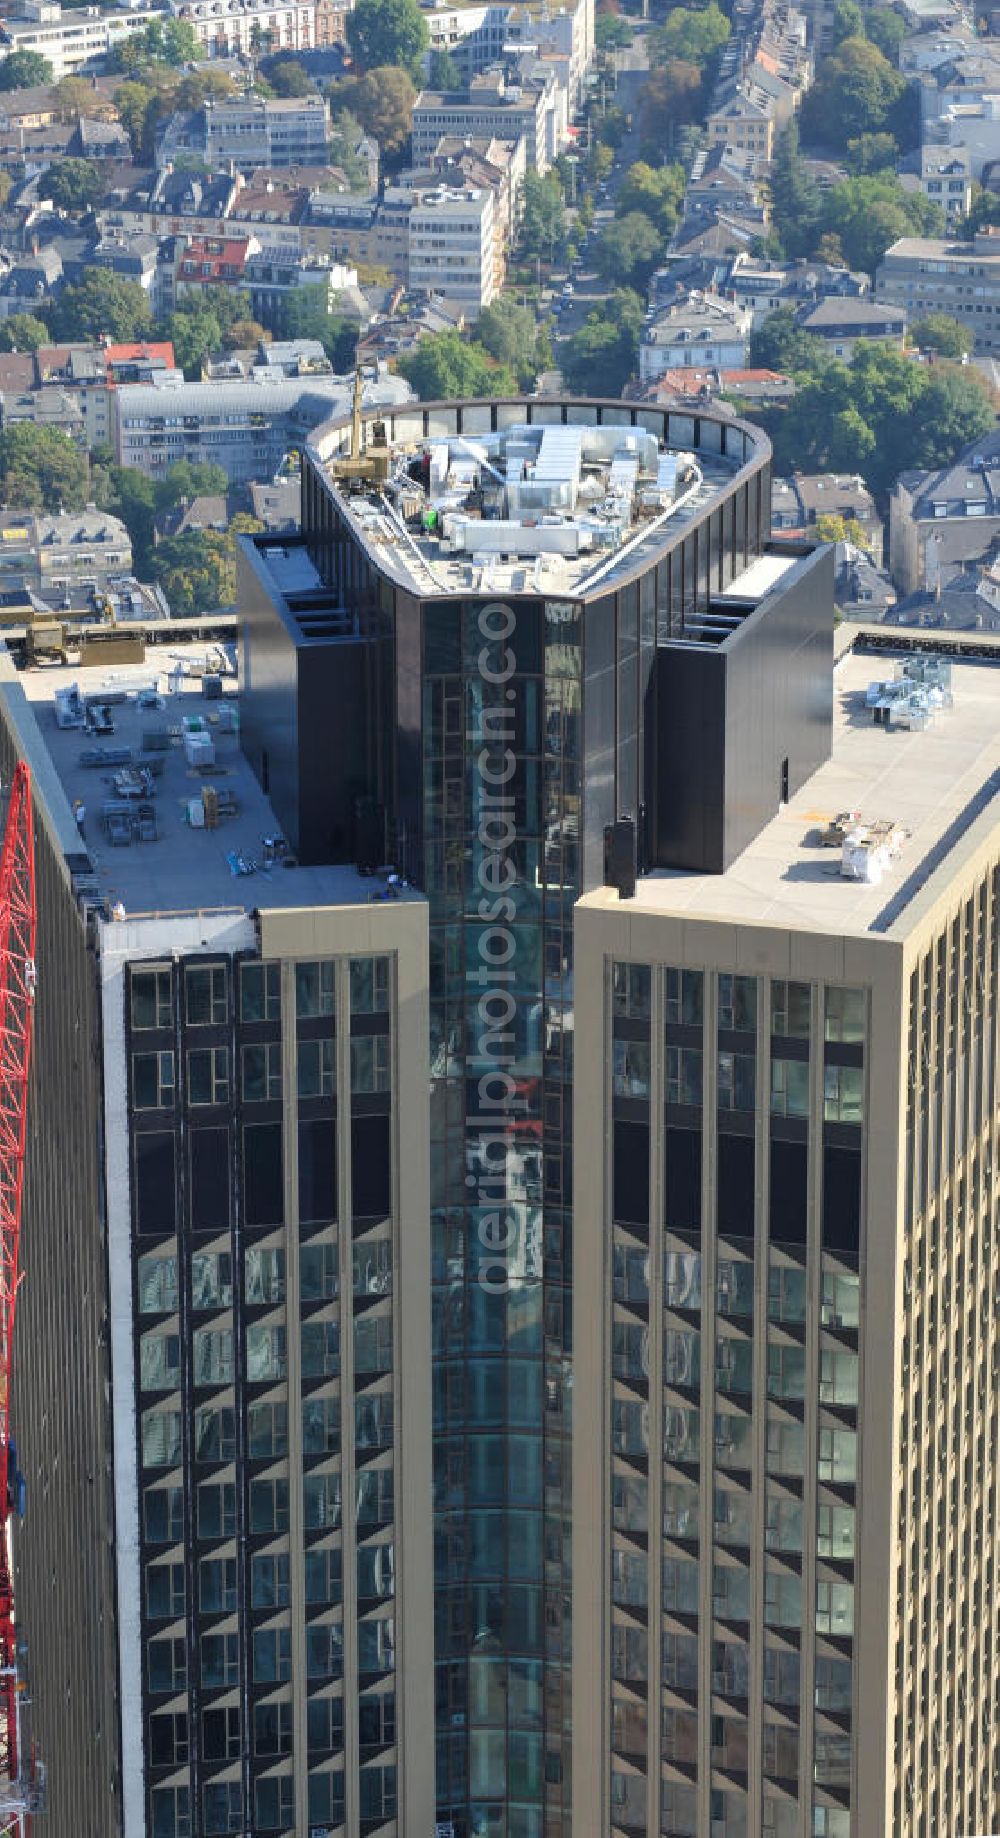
[517,171,566,262]
[266,57,315,97]
[0,313,49,352]
[616,160,685,236]
[398,332,514,401]
[799,36,915,152]
[345,0,429,78]
[588,141,614,185]
[749,309,829,374]
[427,48,462,89]
[768,120,822,258]
[114,71,180,161]
[106,465,156,573]
[174,68,236,109]
[596,12,633,50]
[0,425,88,511]
[476,298,545,388]
[224,317,269,350]
[37,157,103,214]
[50,74,107,121]
[327,109,372,189]
[230,511,265,535]
[154,459,229,512]
[832,0,864,43]
[164,303,223,376]
[150,530,236,614]
[333,67,416,160]
[280,285,356,367]
[51,270,152,342]
[814,511,878,552]
[0,50,54,90]
[594,212,663,285]
[823,172,942,273]
[114,17,199,72]
[909,313,974,358]
[863,6,906,63]
[649,1,729,70]
[906,366,994,472]
[638,61,702,153]
[560,289,643,397]
[844,129,897,174]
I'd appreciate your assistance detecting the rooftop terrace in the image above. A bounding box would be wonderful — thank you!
[581,644,1000,939]
[2,646,413,918]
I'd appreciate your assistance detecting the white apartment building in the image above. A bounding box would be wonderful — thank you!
[412,68,560,170]
[169,0,316,57]
[639,294,752,381]
[408,185,499,315]
[204,93,330,170]
[876,228,1000,355]
[0,0,160,81]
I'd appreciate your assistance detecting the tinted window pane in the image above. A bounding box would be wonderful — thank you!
[352,1115,390,1220]
[135,1134,176,1235]
[299,1118,336,1224]
[613,1120,648,1226]
[190,1128,230,1233]
[770,1139,807,1246]
[244,1123,283,1226]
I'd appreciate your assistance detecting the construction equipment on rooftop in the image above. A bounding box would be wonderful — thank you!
[330,368,391,492]
[0,762,45,1833]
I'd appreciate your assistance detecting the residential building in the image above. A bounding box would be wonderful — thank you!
[412,68,563,172]
[0,382,85,441]
[314,0,351,45]
[169,0,317,57]
[909,147,973,221]
[413,133,526,243]
[631,366,796,412]
[0,0,161,82]
[114,369,410,482]
[640,295,752,382]
[772,472,881,544]
[242,388,833,1838]
[245,253,360,338]
[727,253,870,329]
[407,185,500,315]
[834,546,897,619]
[795,296,908,360]
[174,235,256,307]
[0,508,131,602]
[203,95,331,172]
[889,428,1000,595]
[0,625,434,1838]
[31,338,176,447]
[572,626,1000,1838]
[705,88,775,173]
[503,0,595,111]
[876,229,1000,355]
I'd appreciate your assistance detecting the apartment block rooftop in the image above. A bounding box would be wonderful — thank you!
[0,642,414,918]
[581,641,1000,940]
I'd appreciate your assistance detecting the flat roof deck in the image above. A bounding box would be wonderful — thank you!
[9,650,408,918]
[581,647,1000,939]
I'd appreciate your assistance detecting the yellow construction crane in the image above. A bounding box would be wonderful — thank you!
[330,367,392,492]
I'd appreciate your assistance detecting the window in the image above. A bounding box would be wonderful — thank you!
[824,1064,864,1124]
[133,1051,175,1110]
[138,1253,178,1315]
[198,1480,236,1539]
[188,1047,229,1106]
[150,1786,190,1838]
[242,1042,282,1102]
[254,1624,292,1682]
[665,968,703,1027]
[297,1037,336,1099]
[201,1631,239,1687]
[718,1050,755,1111]
[311,1694,347,1752]
[192,1251,232,1310]
[817,1503,855,1559]
[356,1393,394,1452]
[359,1764,396,1824]
[307,1621,344,1680]
[819,1348,858,1406]
[350,1036,390,1094]
[186,963,227,1025]
[149,1712,189,1768]
[665,1045,702,1106]
[199,1556,237,1613]
[300,1240,338,1302]
[254,1697,292,1755]
[254,1776,295,1830]
[353,1238,391,1298]
[350,956,390,1013]
[140,1330,181,1392]
[304,1470,342,1531]
[241,959,280,1021]
[824,986,865,1044]
[247,1323,287,1382]
[245,1247,286,1305]
[145,1485,183,1543]
[148,1636,186,1693]
[250,1476,290,1533]
[612,962,651,1020]
[146,1560,185,1619]
[612,1037,650,1099]
[252,1551,291,1609]
[142,1407,182,1468]
[195,1405,235,1463]
[767,1342,806,1402]
[354,1313,392,1376]
[193,1326,233,1386]
[816,1580,854,1636]
[248,1399,288,1459]
[305,1546,343,1607]
[132,968,171,1031]
[303,1394,340,1455]
[296,960,335,1018]
[719,974,756,1032]
[770,1056,809,1118]
[309,1771,347,1827]
[202,1706,241,1762]
[818,1425,856,1483]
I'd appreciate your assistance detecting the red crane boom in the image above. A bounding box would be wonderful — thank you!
[0,762,37,1819]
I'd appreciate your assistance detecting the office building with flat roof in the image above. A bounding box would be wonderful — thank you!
[0,631,434,1838]
[240,392,836,1838]
[573,634,1000,1838]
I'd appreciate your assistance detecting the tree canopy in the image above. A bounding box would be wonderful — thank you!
[637,60,702,154]
[616,160,685,237]
[149,529,236,615]
[51,270,153,343]
[266,57,315,97]
[517,171,567,262]
[280,286,356,368]
[0,425,88,511]
[398,331,515,402]
[594,212,664,285]
[0,50,53,90]
[37,157,104,214]
[649,1,728,70]
[427,48,462,89]
[768,121,943,271]
[560,289,643,397]
[596,13,633,50]
[332,67,416,160]
[345,0,429,78]
[909,314,975,358]
[0,314,49,353]
[475,298,548,389]
[114,17,200,72]
[799,35,916,153]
